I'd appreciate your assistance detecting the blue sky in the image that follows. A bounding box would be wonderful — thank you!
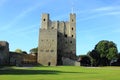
[0,0,120,55]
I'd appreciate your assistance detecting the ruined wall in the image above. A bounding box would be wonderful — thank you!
[0,41,9,65]
[62,57,80,66]
[9,52,23,66]
[10,52,37,66]
[57,14,76,57]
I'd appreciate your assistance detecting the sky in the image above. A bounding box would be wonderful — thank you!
[0,0,120,55]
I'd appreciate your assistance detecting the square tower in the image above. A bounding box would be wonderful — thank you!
[38,14,57,66]
[38,13,77,66]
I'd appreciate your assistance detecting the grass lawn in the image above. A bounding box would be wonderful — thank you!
[0,66,120,80]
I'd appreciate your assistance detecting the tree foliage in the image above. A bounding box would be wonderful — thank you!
[95,40,118,60]
[15,49,22,53]
[79,55,91,66]
[87,50,100,66]
[88,40,118,66]
[30,47,38,54]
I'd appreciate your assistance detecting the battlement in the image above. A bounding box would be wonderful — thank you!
[41,13,76,33]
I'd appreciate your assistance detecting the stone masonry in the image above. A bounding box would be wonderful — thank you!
[0,41,9,65]
[38,13,77,66]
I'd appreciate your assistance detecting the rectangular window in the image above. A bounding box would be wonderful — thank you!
[51,50,54,52]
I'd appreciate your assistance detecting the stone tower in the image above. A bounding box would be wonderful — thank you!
[0,41,9,65]
[38,13,77,66]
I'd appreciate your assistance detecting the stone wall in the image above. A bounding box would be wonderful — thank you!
[10,52,37,66]
[62,57,80,66]
[38,29,57,66]
[38,13,77,66]
[0,41,9,65]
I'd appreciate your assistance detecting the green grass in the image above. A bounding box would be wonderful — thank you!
[0,66,120,80]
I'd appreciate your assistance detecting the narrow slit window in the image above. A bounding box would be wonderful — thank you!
[65,34,67,38]
[46,50,49,52]
[43,18,45,21]
[72,19,74,22]
[65,41,67,44]
[51,50,54,52]
[72,27,74,30]
[57,35,59,37]
[40,50,43,52]
[72,35,74,37]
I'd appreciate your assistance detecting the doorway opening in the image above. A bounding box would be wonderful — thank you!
[48,62,51,66]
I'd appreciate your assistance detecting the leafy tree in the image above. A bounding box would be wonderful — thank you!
[87,40,118,66]
[30,47,38,54]
[94,40,118,66]
[118,53,120,58]
[15,49,22,53]
[79,55,91,66]
[87,50,100,66]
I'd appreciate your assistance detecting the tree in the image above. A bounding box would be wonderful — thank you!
[30,47,38,54]
[15,49,22,53]
[79,55,91,66]
[87,50,100,66]
[94,40,118,66]
[22,51,27,54]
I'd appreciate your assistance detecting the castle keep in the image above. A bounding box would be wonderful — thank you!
[38,13,78,66]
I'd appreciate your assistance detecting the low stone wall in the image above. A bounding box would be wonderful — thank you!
[9,52,37,66]
[62,57,80,66]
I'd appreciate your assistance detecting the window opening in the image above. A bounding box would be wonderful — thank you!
[72,27,74,30]
[43,18,45,21]
[65,34,67,38]
[72,35,73,37]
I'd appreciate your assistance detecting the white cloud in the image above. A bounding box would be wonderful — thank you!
[93,6,116,12]
[77,6,120,21]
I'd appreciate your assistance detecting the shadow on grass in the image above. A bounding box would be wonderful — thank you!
[0,69,62,75]
[0,67,98,75]
[0,67,84,75]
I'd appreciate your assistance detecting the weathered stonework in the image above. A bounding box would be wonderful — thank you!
[0,41,9,65]
[38,13,78,66]
[9,52,37,66]
[38,29,57,66]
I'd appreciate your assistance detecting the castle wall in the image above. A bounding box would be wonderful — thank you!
[57,14,76,55]
[0,41,9,65]
[38,29,57,66]
[62,57,80,66]
[10,52,37,66]
[38,13,76,66]
[68,14,76,54]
